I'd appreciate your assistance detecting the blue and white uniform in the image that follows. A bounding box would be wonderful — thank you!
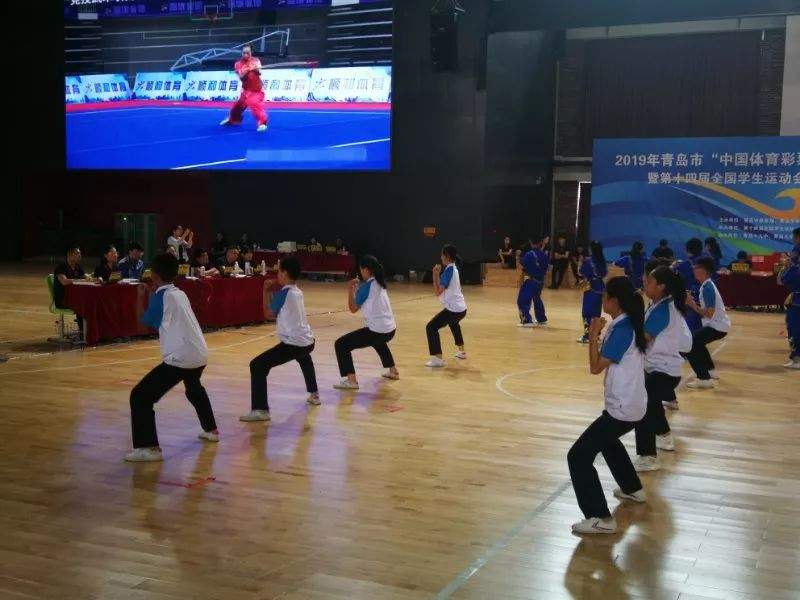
[778,258,800,360]
[699,278,731,333]
[517,247,549,324]
[673,255,702,332]
[613,254,646,291]
[142,284,207,369]
[271,285,314,347]
[580,257,607,325]
[356,277,396,333]
[600,314,647,422]
[644,297,692,377]
[439,264,467,313]
[426,263,468,356]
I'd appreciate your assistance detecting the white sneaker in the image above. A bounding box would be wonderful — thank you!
[576,336,589,344]
[662,400,679,410]
[454,350,468,359]
[782,359,800,369]
[656,432,675,451]
[633,455,660,472]
[124,447,163,462]
[220,117,232,125]
[571,517,617,534]
[687,379,714,389]
[257,124,268,132]
[239,410,271,422]
[613,487,646,503]
[333,378,359,390]
[198,430,219,442]
[709,369,720,380]
[306,393,321,405]
[518,322,536,328]
[381,370,400,380]
[426,357,446,368]
[536,321,549,327]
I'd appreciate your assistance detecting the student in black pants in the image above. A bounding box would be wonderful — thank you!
[426,244,468,368]
[550,236,570,289]
[240,256,319,423]
[333,255,399,390]
[567,277,648,534]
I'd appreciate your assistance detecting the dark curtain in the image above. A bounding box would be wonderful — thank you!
[582,31,761,151]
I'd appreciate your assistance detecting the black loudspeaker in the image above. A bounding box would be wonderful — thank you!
[460,261,484,285]
[430,2,463,72]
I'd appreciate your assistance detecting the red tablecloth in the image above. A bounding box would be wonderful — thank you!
[254,250,355,275]
[716,273,788,308]
[64,282,151,345]
[176,275,277,329]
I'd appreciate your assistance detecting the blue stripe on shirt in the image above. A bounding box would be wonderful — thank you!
[142,288,166,329]
[601,317,633,363]
[355,279,372,307]
[270,288,289,315]
[440,264,454,288]
[701,281,716,308]
[645,299,670,337]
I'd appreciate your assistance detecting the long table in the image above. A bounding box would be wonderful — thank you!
[64,275,279,345]
[253,250,355,275]
[716,272,788,308]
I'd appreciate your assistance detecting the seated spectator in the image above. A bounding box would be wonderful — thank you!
[335,238,348,254]
[118,242,145,279]
[651,239,675,260]
[498,236,516,269]
[237,247,255,273]
[191,248,220,277]
[167,225,193,263]
[53,246,88,339]
[217,246,240,270]
[728,251,752,271]
[211,232,228,263]
[93,244,120,282]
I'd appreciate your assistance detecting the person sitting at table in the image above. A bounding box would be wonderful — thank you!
[651,239,675,261]
[727,251,752,271]
[167,225,193,264]
[93,244,120,282]
[210,232,228,264]
[239,233,250,249]
[498,236,515,269]
[118,242,145,279]
[190,248,220,277]
[53,245,89,340]
[237,246,255,274]
[217,246,240,271]
[335,238,348,254]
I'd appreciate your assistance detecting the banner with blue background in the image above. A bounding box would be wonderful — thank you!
[591,136,800,263]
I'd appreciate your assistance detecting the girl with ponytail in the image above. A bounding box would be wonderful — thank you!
[426,244,468,367]
[630,266,693,472]
[567,275,647,535]
[613,241,646,291]
[577,241,608,343]
[333,255,399,389]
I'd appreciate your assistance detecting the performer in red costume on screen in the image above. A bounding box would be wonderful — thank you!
[220,44,268,132]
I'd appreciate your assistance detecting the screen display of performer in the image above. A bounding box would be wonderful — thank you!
[64,0,393,171]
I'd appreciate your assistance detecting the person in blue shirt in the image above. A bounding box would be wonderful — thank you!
[779,234,800,369]
[567,276,647,534]
[613,241,646,291]
[672,237,704,333]
[577,241,607,343]
[517,236,550,327]
[118,242,145,279]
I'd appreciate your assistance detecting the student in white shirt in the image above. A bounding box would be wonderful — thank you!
[426,244,468,367]
[684,256,731,388]
[333,255,399,389]
[567,276,647,534]
[240,256,319,422]
[125,253,218,462]
[633,266,693,472]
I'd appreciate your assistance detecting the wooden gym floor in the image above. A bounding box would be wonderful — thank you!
[0,264,798,600]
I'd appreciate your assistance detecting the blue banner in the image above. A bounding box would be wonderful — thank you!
[79,74,131,102]
[133,72,186,100]
[591,136,800,263]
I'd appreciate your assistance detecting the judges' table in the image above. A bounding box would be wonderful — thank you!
[254,251,355,275]
[64,282,151,345]
[716,272,788,308]
[176,275,276,329]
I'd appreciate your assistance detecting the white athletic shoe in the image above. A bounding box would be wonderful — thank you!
[239,410,271,422]
[613,487,647,503]
[334,378,359,390]
[220,117,233,126]
[124,447,163,462]
[536,321,549,327]
[708,369,720,380]
[426,357,446,368]
[518,322,536,328]
[454,350,468,359]
[687,379,715,390]
[633,455,660,472]
[198,430,219,442]
[656,432,675,451]
[257,124,268,132]
[662,400,679,411]
[381,370,400,380]
[576,335,589,344]
[306,393,321,406]
[782,359,800,369]
[571,517,617,534]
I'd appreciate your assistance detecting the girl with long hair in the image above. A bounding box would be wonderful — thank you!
[577,241,608,343]
[567,276,647,534]
[426,244,468,367]
[333,255,399,389]
[613,241,646,291]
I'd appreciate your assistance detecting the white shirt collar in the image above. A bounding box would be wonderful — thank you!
[156,283,175,293]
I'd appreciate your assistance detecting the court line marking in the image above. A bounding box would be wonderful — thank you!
[172,157,247,170]
[330,137,390,148]
[67,107,388,116]
[438,335,736,598]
